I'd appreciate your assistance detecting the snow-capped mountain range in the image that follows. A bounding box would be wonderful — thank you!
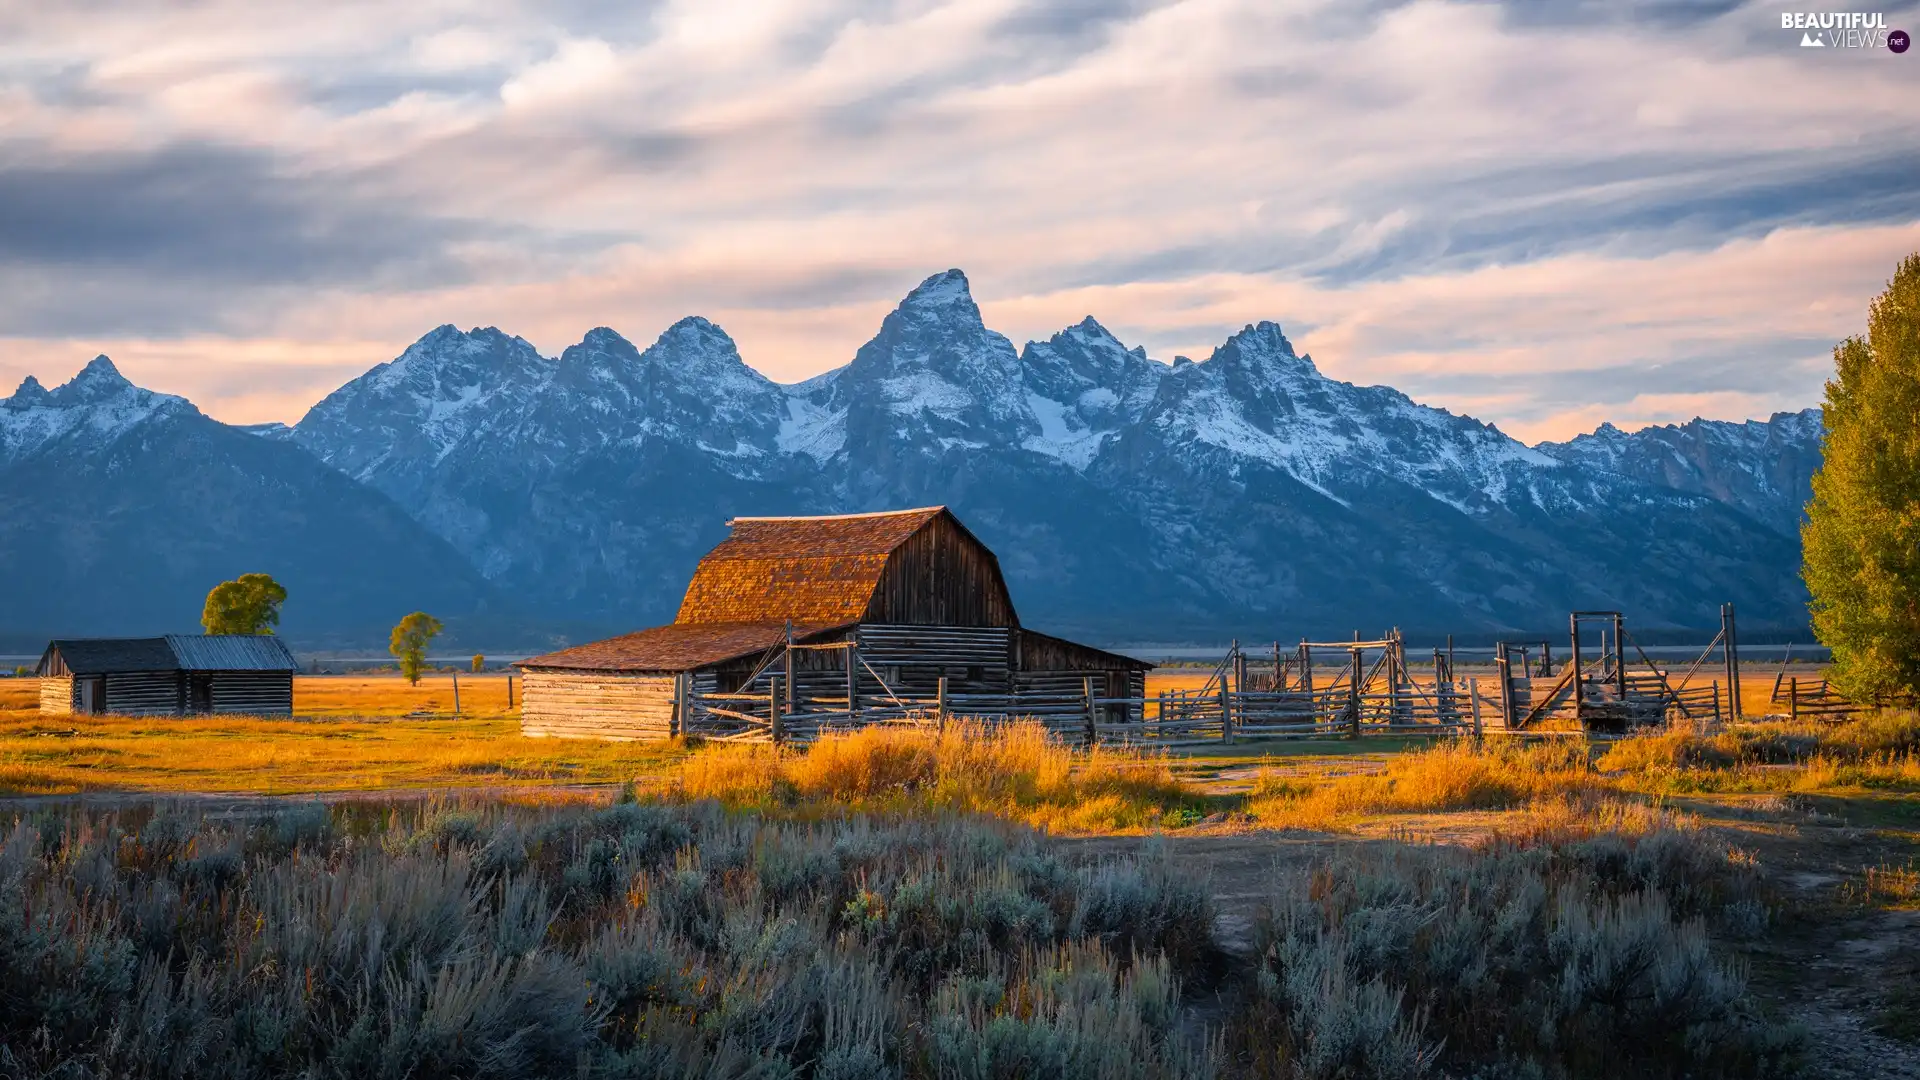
[1,270,1821,645]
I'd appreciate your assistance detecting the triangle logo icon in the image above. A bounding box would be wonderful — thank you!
[1801,31,1825,46]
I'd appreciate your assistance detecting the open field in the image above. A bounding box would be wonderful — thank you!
[3,715,1917,1077]
[4,668,1919,1075]
[0,675,683,797]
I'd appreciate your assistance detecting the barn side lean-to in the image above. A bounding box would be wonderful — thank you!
[515,506,1151,741]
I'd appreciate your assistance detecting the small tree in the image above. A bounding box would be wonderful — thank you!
[202,573,287,635]
[1803,252,1920,701]
[471,654,486,674]
[390,612,443,686]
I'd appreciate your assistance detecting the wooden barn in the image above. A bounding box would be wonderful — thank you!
[37,634,300,717]
[516,506,1152,741]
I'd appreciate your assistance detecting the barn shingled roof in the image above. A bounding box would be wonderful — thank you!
[516,621,852,673]
[673,506,951,625]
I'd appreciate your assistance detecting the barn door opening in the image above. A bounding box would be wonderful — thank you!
[79,677,104,714]
[190,675,213,714]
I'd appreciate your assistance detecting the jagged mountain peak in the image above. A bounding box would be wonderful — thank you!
[1038,316,1148,361]
[77,354,127,382]
[0,355,196,467]
[5,374,50,407]
[1210,321,1313,372]
[57,354,144,404]
[650,316,750,369]
[899,268,975,313]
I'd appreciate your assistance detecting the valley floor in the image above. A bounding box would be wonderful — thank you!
[2,673,1916,1077]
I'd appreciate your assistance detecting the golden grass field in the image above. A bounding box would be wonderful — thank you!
[0,674,683,797]
[0,666,1839,802]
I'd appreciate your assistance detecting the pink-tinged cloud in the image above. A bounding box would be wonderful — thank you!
[0,0,1916,438]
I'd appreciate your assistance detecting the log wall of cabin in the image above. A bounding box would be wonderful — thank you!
[209,673,294,715]
[40,676,75,715]
[103,672,183,716]
[866,515,1016,627]
[521,671,678,740]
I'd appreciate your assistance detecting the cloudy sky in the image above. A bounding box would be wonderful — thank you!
[1,0,1916,443]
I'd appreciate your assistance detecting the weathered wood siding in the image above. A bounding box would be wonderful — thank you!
[209,672,293,715]
[105,672,182,716]
[40,676,75,715]
[866,514,1016,627]
[521,671,678,741]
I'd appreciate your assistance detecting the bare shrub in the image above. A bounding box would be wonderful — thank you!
[1238,833,1800,1080]
[0,800,1215,1078]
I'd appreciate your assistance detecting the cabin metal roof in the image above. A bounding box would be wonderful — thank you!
[165,634,300,672]
[516,620,853,673]
[674,506,950,625]
[37,635,301,676]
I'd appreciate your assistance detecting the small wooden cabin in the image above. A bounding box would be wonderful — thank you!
[37,634,300,716]
[517,506,1152,740]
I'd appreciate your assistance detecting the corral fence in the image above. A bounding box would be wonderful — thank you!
[684,631,1511,747]
[676,604,1885,746]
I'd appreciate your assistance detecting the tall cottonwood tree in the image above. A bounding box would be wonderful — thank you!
[1803,253,1920,700]
[390,612,443,686]
[201,573,287,635]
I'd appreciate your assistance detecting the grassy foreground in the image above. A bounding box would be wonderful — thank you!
[0,791,1795,1079]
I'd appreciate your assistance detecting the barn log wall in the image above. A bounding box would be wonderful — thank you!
[521,671,678,740]
[104,672,182,716]
[40,676,75,715]
[210,673,294,715]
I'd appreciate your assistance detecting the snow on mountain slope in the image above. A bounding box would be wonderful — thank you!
[1137,322,1589,516]
[815,269,1041,459]
[1,357,197,465]
[1537,409,1824,536]
[1017,317,1165,470]
[211,267,1822,635]
[295,325,551,485]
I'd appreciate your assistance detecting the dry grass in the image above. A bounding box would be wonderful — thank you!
[1842,859,1920,909]
[0,712,687,797]
[1600,712,1920,795]
[677,719,1207,833]
[1245,737,1605,830]
[0,673,694,797]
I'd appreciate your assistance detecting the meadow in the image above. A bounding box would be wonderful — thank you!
[3,672,1917,1075]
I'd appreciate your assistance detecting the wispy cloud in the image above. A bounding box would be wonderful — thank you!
[0,0,1914,441]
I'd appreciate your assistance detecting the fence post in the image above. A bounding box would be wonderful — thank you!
[452,671,460,715]
[1349,639,1363,739]
[937,675,949,729]
[1218,673,1234,744]
[846,639,860,725]
[507,674,514,710]
[1082,676,1097,746]
[1468,678,1484,739]
[1711,680,1722,725]
[1789,677,1799,722]
[770,675,784,744]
